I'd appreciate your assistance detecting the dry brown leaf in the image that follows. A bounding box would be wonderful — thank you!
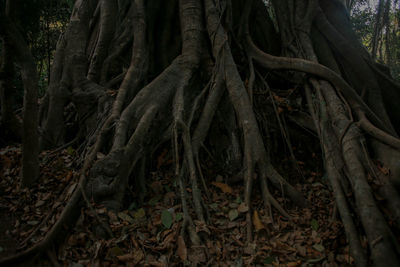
[116,253,135,262]
[273,95,285,102]
[286,260,302,267]
[177,235,187,261]
[135,251,145,263]
[65,171,73,182]
[161,232,175,248]
[149,261,166,267]
[238,203,249,213]
[253,211,265,232]
[211,182,233,194]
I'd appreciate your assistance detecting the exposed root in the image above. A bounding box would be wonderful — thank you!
[11,0,399,265]
[310,84,367,267]
[259,173,291,220]
[177,170,201,245]
[182,124,206,223]
[316,79,400,266]
[358,112,400,150]
[87,0,117,83]
[240,8,400,263]
[204,0,304,242]
[246,34,394,136]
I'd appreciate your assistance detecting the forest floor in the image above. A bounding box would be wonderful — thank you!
[0,145,355,266]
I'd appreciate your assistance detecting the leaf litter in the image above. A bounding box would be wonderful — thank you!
[0,145,356,266]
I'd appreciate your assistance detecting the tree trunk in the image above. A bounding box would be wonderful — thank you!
[0,3,39,186]
[0,38,22,145]
[3,0,400,265]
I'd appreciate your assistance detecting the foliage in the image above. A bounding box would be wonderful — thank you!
[351,4,375,46]
[1,0,71,99]
[350,0,400,80]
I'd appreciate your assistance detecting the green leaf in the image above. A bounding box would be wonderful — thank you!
[0,246,4,253]
[149,196,160,206]
[133,208,145,219]
[307,257,325,264]
[311,219,319,231]
[209,203,218,211]
[228,209,239,221]
[263,256,275,264]
[235,196,242,204]
[161,210,173,228]
[66,146,75,155]
[175,212,183,222]
[108,246,123,257]
[313,243,325,252]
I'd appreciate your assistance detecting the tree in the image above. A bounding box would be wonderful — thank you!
[2,0,400,265]
[351,0,400,79]
[0,0,39,186]
[0,0,71,184]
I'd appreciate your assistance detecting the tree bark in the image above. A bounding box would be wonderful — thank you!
[0,12,39,186]
[3,0,400,265]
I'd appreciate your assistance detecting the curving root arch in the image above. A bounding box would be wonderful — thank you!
[3,0,400,266]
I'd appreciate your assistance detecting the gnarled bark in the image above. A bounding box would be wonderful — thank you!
[3,0,400,265]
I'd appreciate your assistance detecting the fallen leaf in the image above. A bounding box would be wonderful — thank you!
[253,211,265,231]
[286,260,302,267]
[235,196,242,204]
[243,243,256,255]
[310,219,319,231]
[108,246,123,257]
[161,232,175,248]
[313,243,325,252]
[229,209,239,221]
[161,209,173,229]
[211,182,233,194]
[65,171,73,182]
[117,254,135,262]
[118,212,134,223]
[97,152,105,159]
[107,211,119,224]
[209,203,218,210]
[96,208,107,214]
[66,146,75,155]
[263,256,275,264]
[148,262,165,267]
[133,208,146,219]
[175,212,183,221]
[35,200,45,207]
[177,235,187,261]
[237,203,248,213]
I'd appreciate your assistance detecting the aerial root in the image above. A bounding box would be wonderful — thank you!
[316,100,367,266]
[309,79,400,266]
[246,34,395,136]
[357,111,400,149]
[259,171,291,220]
[177,169,201,245]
